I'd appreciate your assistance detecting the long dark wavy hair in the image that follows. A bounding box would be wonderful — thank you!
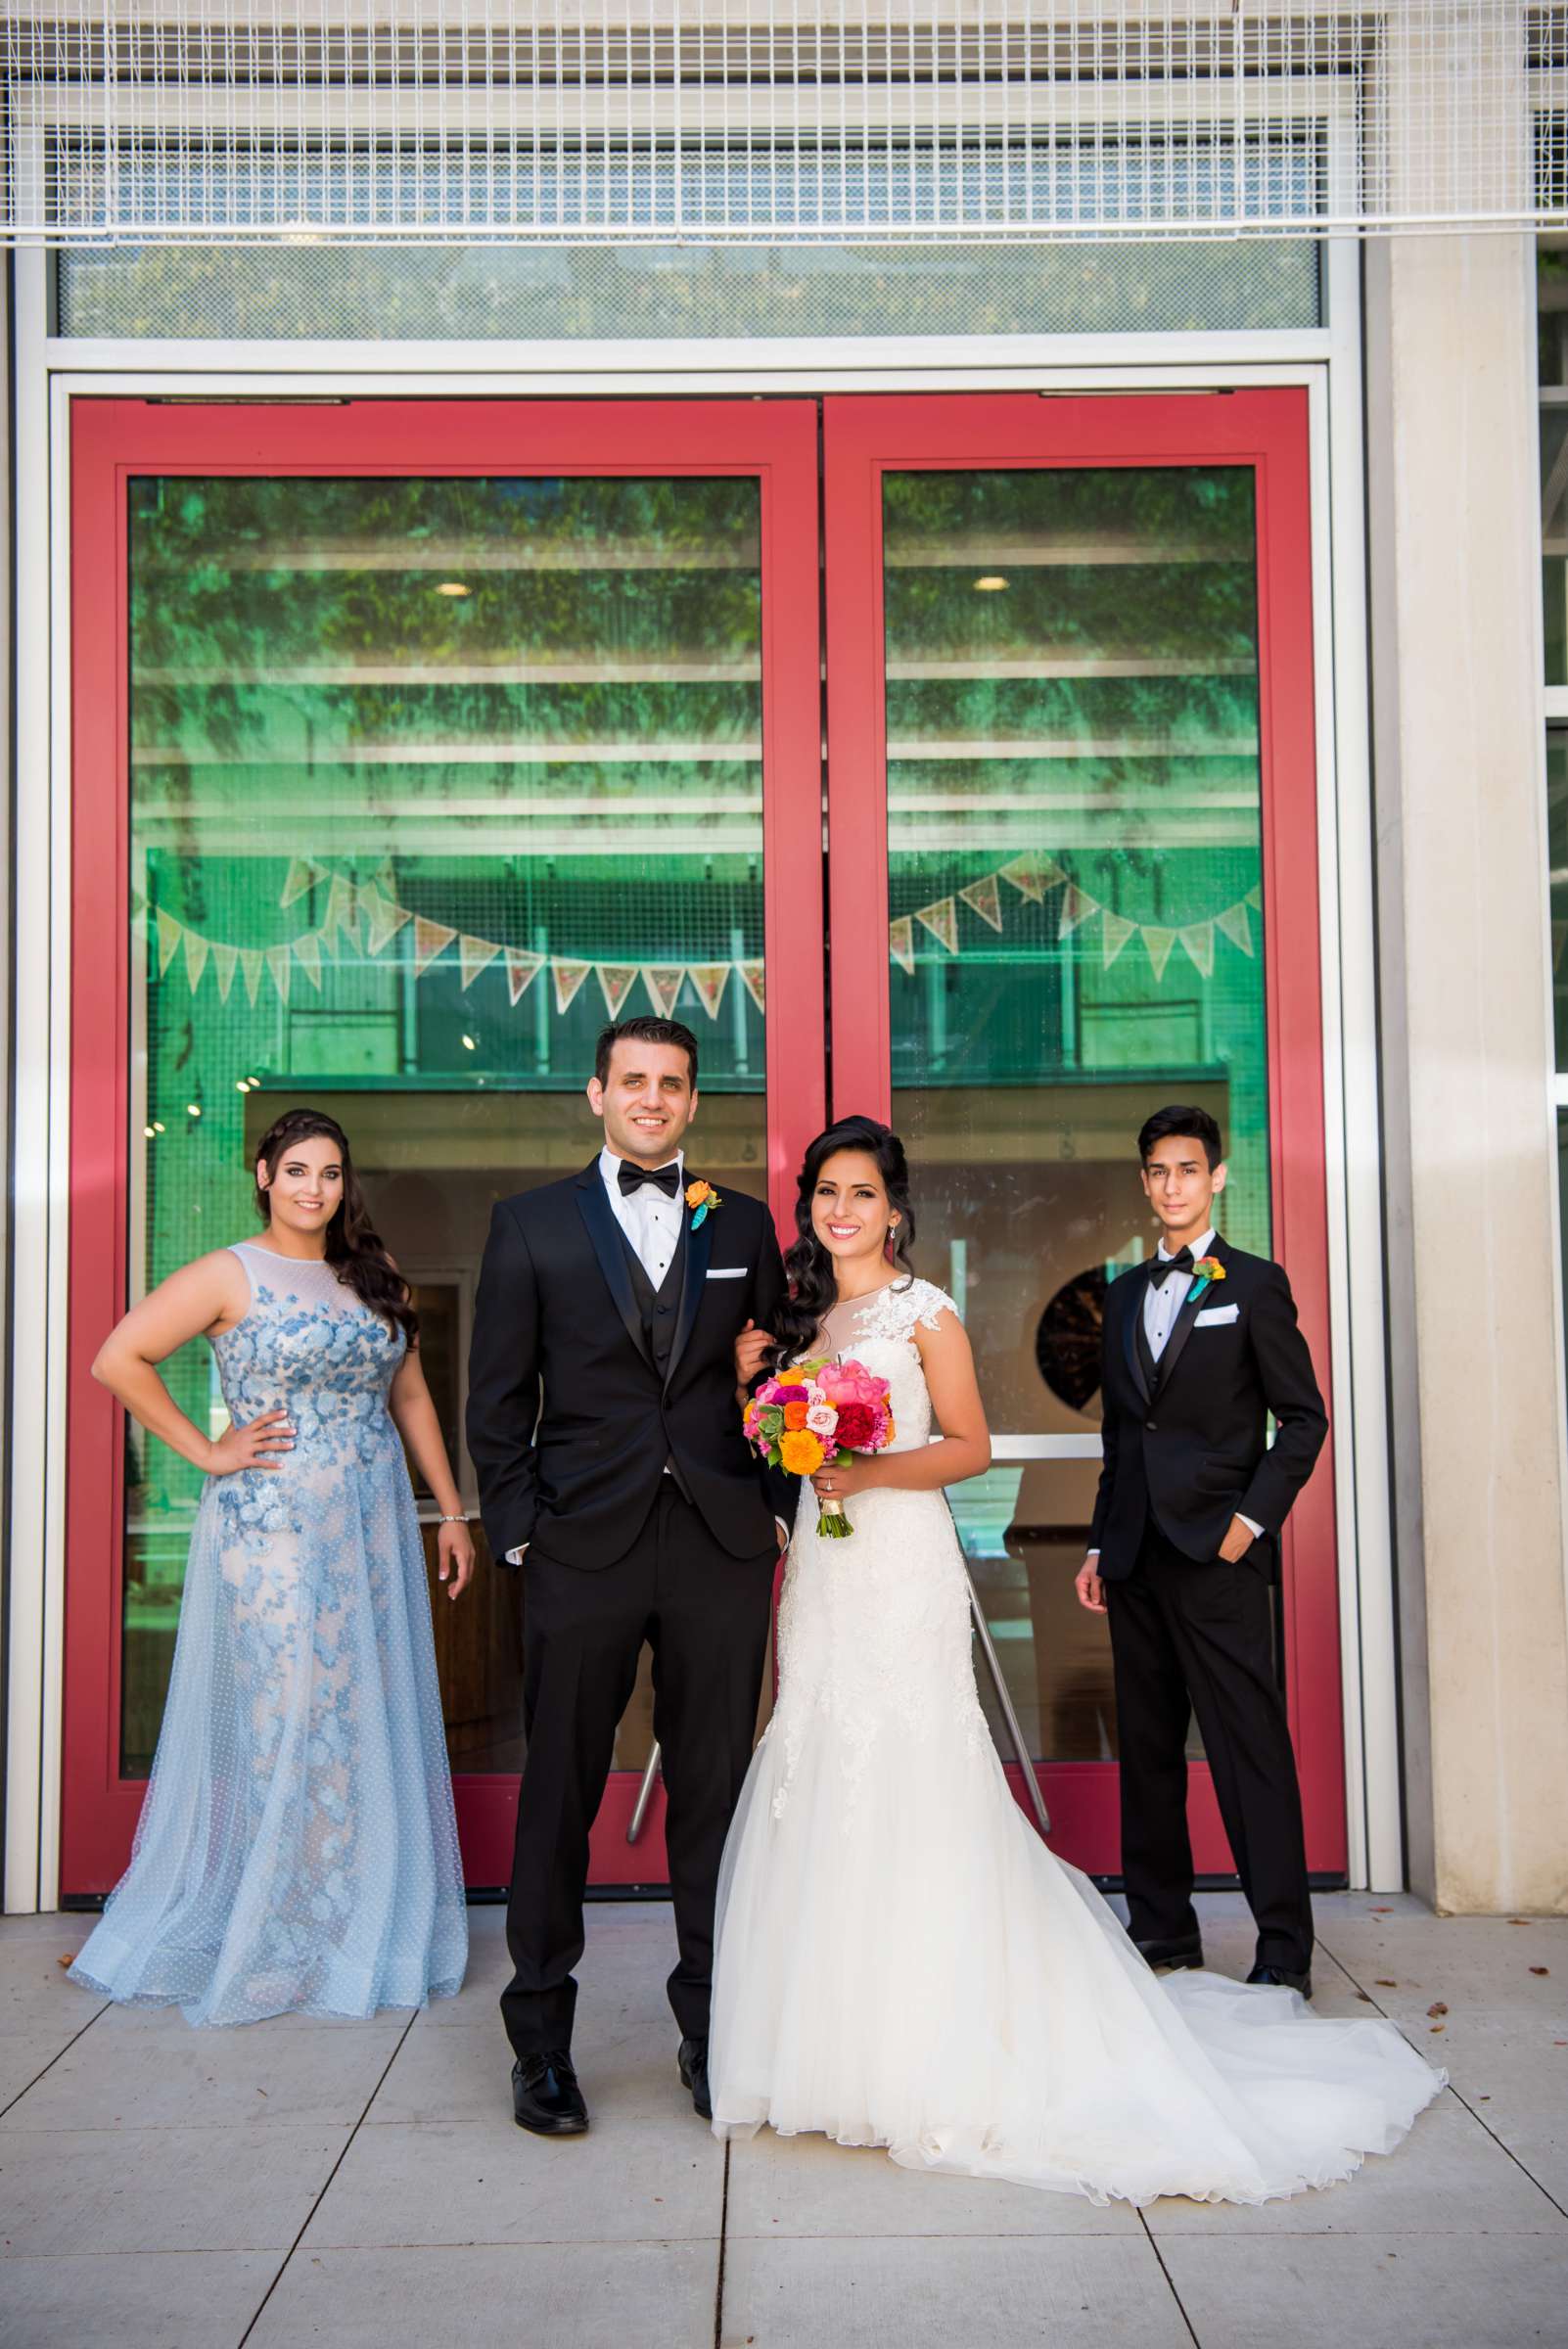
[253,1108,418,1345]
[768,1115,917,1366]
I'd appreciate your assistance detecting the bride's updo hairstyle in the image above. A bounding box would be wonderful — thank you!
[254,1107,418,1345]
[769,1114,917,1367]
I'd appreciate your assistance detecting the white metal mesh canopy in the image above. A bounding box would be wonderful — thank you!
[2,3,1560,244]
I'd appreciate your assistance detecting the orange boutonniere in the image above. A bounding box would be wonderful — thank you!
[685,1178,721,1229]
[1189,1255,1225,1303]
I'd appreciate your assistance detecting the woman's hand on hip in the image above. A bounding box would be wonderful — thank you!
[206,1408,294,1476]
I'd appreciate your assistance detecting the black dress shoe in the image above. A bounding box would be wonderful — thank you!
[512,2050,588,2136]
[677,2035,713,2120]
[1247,1963,1313,1998]
[1133,1934,1204,1972]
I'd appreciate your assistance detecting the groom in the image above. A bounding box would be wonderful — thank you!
[467,1015,788,2137]
[1077,1105,1327,1996]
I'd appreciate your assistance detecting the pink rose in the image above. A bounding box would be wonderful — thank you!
[806,1404,838,1438]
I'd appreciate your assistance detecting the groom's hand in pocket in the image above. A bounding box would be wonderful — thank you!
[1218,1515,1256,1564]
[1075,1554,1107,1614]
[735,1319,774,1386]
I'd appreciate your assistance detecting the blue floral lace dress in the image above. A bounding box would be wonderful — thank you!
[70,1242,468,2025]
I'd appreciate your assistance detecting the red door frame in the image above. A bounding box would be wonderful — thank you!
[821,391,1345,1880]
[62,396,825,1898]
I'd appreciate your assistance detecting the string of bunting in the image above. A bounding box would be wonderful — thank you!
[137,859,765,1021]
[889,854,1263,986]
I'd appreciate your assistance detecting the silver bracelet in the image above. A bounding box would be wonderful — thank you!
[438,1512,469,1525]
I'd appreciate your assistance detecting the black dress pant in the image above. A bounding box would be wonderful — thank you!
[1106,1515,1314,1975]
[501,1480,775,2059]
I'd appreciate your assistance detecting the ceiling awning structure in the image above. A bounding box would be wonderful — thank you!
[2,3,1560,245]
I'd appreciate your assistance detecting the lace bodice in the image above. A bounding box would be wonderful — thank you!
[213,1243,407,1470]
[807,1276,956,1454]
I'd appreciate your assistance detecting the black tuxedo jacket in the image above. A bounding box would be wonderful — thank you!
[467,1159,789,1571]
[1089,1234,1327,1581]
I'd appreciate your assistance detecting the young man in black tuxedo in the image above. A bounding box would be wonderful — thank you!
[1076,1105,1328,1996]
[467,1016,788,2137]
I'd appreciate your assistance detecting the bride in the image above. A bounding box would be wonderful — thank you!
[709,1116,1441,2207]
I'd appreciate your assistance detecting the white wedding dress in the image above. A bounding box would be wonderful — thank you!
[710,1277,1442,2206]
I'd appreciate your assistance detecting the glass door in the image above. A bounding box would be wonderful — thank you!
[822,392,1343,1880]
[64,399,822,1896]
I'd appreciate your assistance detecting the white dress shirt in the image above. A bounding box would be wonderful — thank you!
[1088,1227,1261,1557]
[601,1143,685,1286]
[1142,1225,1217,1362]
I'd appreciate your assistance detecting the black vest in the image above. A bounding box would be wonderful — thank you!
[619,1221,693,1497]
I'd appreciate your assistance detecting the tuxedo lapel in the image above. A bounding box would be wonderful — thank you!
[1123,1267,1153,1405]
[665,1190,711,1391]
[1152,1234,1228,1396]
[574,1162,656,1373]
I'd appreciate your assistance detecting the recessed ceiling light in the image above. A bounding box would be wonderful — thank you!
[461,1034,477,1050]
[974,575,1009,592]
[187,1102,202,1118]
[436,580,471,597]
[235,1081,251,1094]
[144,1124,157,1138]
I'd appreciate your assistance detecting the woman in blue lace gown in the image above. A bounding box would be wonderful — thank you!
[70,1108,469,2026]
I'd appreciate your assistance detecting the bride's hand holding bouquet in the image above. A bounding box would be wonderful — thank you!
[742,1358,895,1538]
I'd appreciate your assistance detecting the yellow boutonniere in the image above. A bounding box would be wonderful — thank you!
[685,1178,722,1229]
[1189,1254,1225,1303]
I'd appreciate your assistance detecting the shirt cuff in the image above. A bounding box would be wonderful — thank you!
[1085,1548,1100,1561]
[1237,1514,1265,1541]
[505,1544,528,1564]
[774,1517,790,1545]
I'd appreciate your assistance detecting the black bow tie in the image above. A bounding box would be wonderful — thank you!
[618,1160,680,1200]
[1147,1246,1195,1289]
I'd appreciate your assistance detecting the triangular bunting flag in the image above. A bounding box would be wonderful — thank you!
[181,927,209,991]
[1101,910,1136,968]
[1143,927,1177,984]
[1058,884,1097,939]
[914,897,958,954]
[739,961,766,1014]
[596,963,639,1018]
[1178,921,1216,980]
[293,932,324,990]
[1245,885,1263,909]
[458,934,500,990]
[266,943,293,1004]
[999,855,1065,903]
[280,856,322,909]
[324,874,358,944]
[552,959,591,1014]
[688,963,731,1020]
[360,887,412,958]
[889,917,916,976]
[240,948,264,1006]
[958,873,1004,932]
[1215,900,1254,957]
[155,908,182,977]
[504,948,543,1006]
[411,917,456,979]
[211,942,240,1002]
[642,964,686,1018]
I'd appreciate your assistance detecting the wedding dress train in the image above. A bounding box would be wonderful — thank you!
[710,1277,1441,2206]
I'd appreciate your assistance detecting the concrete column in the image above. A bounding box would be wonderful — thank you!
[1366,228,1568,1914]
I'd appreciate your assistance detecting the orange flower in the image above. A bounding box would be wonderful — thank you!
[782,1400,809,1430]
[685,1178,720,1212]
[1193,1256,1225,1283]
[778,1429,826,1476]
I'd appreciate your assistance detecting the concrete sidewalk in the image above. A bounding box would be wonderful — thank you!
[1,1893,1563,2349]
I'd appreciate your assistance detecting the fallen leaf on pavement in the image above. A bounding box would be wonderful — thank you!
[57,1954,75,1969]
[1427,2003,1449,2016]
[1375,1978,1398,1987]
[1530,1965,1549,1976]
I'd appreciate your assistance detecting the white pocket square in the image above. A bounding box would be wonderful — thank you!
[705,1266,747,1280]
[1195,1304,1239,1326]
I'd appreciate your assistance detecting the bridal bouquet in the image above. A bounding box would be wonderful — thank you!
[742,1358,896,1539]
